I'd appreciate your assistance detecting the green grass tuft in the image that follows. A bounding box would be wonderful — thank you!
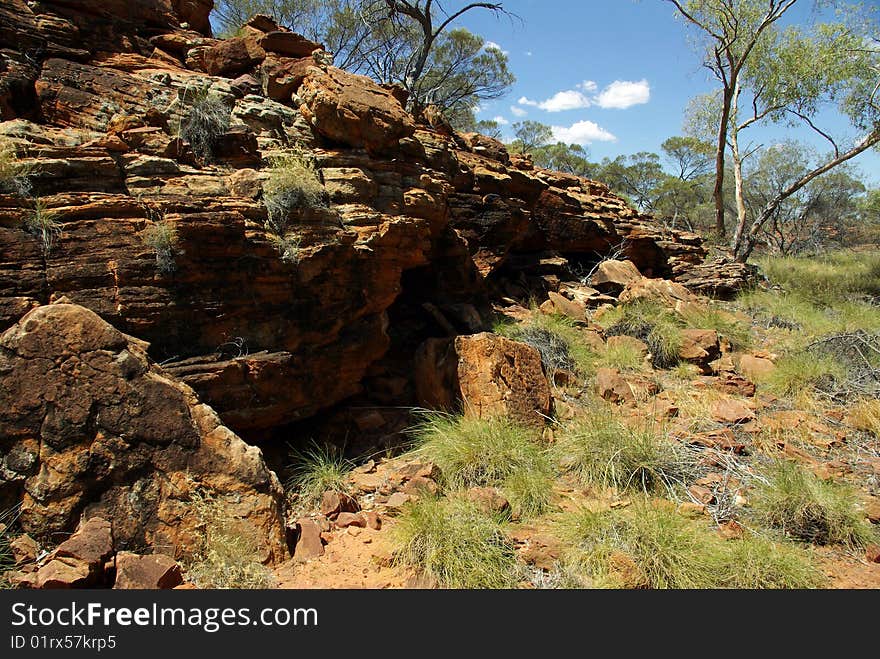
[262,152,325,235]
[495,313,597,377]
[411,413,554,519]
[392,496,520,589]
[286,442,353,512]
[554,412,686,494]
[558,500,822,589]
[750,460,877,548]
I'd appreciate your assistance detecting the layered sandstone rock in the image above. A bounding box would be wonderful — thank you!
[0,303,287,562]
[0,0,753,441]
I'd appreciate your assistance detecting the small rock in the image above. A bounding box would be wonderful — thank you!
[865,544,880,564]
[335,512,366,529]
[739,354,776,380]
[9,534,39,566]
[319,491,359,518]
[361,511,382,531]
[590,260,642,295]
[402,476,440,496]
[710,398,755,424]
[114,553,182,590]
[385,492,412,509]
[717,521,744,541]
[293,519,324,562]
[465,487,511,517]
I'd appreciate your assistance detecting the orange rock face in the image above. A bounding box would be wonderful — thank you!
[0,303,287,562]
[415,333,552,427]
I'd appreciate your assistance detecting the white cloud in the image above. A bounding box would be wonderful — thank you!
[578,80,598,94]
[484,41,509,55]
[552,120,616,145]
[595,79,651,109]
[492,115,510,125]
[525,51,533,56]
[537,89,592,112]
[510,105,527,117]
[517,79,649,113]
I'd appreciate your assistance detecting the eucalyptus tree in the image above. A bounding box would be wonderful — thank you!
[668,0,880,260]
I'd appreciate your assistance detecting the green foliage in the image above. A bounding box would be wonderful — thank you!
[392,495,519,589]
[23,199,61,256]
[599,299,684,369]
[750,460,877,547]
[411,414,553,519]
[142,220,179,275]
[510,121,554,154]
[178,87,230,163]
[758,251,880,303]
[186,492,275,589]
[554,411,687,494]
[762,351,846,397]
[530,141,595,178]
[558,500,822,589]
[286,442,353,511]
[262,152,325,234]
[596,339,647,372]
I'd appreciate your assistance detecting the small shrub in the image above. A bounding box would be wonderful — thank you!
[269,232,302,264]
[412,413,554,518]
[558,501,821,589]
[23,199,61,255]
[601,300,683,369]
[178,87,230,163]
[185,492,275,589]
[762,352,846,398]
[262,152,325,234]
[285,442,353,512]
[495,313,597,377]
[554,412,687,494]
[0,137,31,195]
[392,496,519,589]
[750,460,877,547]
[142,220,179,274]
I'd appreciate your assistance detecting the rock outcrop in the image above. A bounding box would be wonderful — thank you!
[0,303,287,562]
[0,0,759,563]
[0,3,753,439]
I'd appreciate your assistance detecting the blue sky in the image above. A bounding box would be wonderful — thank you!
[454,0,880,186]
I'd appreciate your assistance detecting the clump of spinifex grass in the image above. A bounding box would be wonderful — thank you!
[391,495,520,589]
[494,312,598,377]
[556,500,823,589]
[750,460,877,548]
[185,492,275,589]
[285,442,353,512]
[410,413,554,518]
[553,410,688,494]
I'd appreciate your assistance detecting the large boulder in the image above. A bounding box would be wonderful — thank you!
[0,303,287,563]
[297,66,417,153]
[414,333,552,427]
